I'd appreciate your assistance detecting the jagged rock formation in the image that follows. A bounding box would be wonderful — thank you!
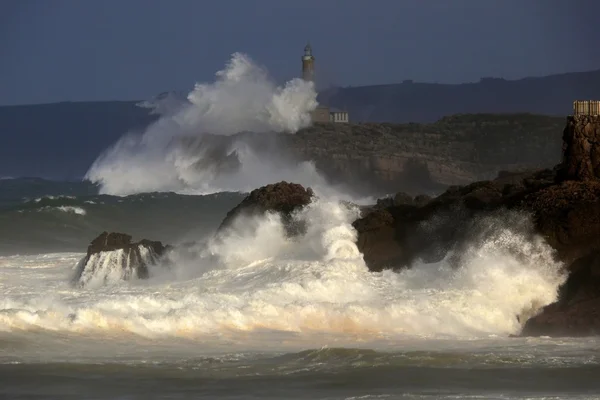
[352,114,600,336]
[73,232,168,287]
[354,169,544,270]
[217,181,314,236]
[520,251,600,336]
[219,115,600,336]
[353,167,600,272]
[558,115,600,181]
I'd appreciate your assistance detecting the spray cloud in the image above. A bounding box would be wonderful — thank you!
[85,52,322,196]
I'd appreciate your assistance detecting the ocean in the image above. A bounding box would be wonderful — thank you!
[2,52,599,399]
[1,179,600,400]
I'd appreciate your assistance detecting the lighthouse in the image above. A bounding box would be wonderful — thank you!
[302,42,349,123]
[302,43,315,82]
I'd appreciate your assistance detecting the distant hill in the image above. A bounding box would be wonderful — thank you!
[318,69,600,122]
[0,68,597,180]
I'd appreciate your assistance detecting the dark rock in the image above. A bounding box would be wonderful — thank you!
[518,180,600,263]
[393,192,414,206]
[217,181,314,236]
[413,194,432,207]
[375,197,394,209]
[73,232,168,286]
[372,192,413,210]
[353,166,567,272]
[86,232,168,258]
[210,116,600,336]
[352,115,600,336]
[558,115,600,181]
[521,251,600,337]
[353,208,403,272]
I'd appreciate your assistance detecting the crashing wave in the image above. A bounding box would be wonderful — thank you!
[0,198,565,339]
[85,52,327,197]
[72,232,168,288]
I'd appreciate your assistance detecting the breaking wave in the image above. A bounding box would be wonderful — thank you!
[73,244,161,289]
[0,199,566,341]
[40,206,87,215]
[84,52,335,197]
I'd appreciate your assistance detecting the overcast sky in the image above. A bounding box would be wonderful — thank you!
[1,0,599,105]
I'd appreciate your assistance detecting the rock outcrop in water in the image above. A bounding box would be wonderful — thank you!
[73,231,168,287]
[353,168,552,270]
[217,181,314,236]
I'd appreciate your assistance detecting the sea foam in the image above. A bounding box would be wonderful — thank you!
[0,199,566,341]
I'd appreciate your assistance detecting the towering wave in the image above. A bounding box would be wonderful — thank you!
[0,199,566,340]
[85,53,332,197]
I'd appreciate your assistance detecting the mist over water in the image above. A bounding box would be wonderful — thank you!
[85,53,335,197]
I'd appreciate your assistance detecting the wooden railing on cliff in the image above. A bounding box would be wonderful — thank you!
[573,100,600,116]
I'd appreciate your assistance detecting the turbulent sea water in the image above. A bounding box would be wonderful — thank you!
[3,54,600,399]
[2,179,600,399]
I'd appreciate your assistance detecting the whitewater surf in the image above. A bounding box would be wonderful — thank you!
[2,53,600,399]
[1,196,599,399]
[0,198,566,338]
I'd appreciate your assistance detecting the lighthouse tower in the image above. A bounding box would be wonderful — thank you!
[302,43,315,82]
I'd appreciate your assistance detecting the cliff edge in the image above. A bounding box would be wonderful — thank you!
[287,114,563,195]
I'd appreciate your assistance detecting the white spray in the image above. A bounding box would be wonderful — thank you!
[85,53,330,196]
[0,201,566,342]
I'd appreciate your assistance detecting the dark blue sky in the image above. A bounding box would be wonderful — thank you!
[1,0,599,105]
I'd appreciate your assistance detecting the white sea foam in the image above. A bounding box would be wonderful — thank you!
[0,200,566,342]
[32,195,76,203]
[57,206,86,215]
[74,245,158,289]
[37,206,86,215]
[83,52,349,199]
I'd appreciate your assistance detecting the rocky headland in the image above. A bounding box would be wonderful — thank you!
[215,114,600,337]
[359,114,600,336]
[1,98,565,196]
[181,114,565,197]
[283,114,563,195]
[76,114,600,336]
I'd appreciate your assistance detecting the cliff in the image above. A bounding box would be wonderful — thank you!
[287,114,564,194]
[2,67,599,180]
